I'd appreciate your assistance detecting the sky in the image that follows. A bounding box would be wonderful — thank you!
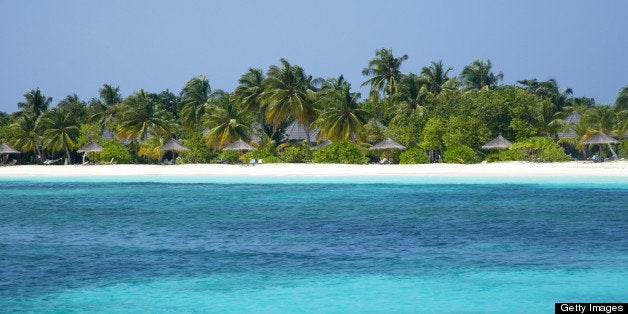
[1,0,626,113]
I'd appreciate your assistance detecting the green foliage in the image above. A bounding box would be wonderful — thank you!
[99,139,132,163]
[399,148,429,164]
[617,139,628,158]
[77,123,103,147]
[312,141,368,164]
[509,137,571,162]
[443,145,481,164]
[442,116,490,149]
[218,150,241,163]
[180,132,216,163]
[385,111,426,148]
[279,143,312,163]
[420,117,445,150]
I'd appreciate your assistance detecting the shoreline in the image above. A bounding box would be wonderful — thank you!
[0,161,626,179]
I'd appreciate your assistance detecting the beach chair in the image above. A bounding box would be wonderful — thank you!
[249,158,256,166]
[257,159,263,165]
[43,158,63,165]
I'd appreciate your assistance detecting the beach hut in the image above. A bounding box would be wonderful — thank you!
[77,142,104,164]
[582,131,619,160]
[564,111,581,125]
[157,139,190,164]
[481,134,513,161]
[222,138,257,151]
[310,139,332,151]
[369,137,406,163]
[282,120,319,144]
[0,142,20,164]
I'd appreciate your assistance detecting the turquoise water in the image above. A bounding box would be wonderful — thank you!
[1,177,627,312]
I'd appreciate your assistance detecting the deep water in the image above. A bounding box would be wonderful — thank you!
[1,178,626,312]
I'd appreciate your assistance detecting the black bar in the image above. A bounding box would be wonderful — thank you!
[555,303,626,313]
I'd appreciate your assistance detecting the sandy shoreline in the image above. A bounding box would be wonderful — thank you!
[0,161,626,178]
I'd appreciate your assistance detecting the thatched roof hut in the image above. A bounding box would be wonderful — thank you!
[0,142,20,154]
[282,120,319,143]
[564,111,581,125]
[157,139,189,152]
[481,134,513,161]
[369,137,406,151]
[222,139,257,151]
[582,132,619,145]
[77,142,104,153]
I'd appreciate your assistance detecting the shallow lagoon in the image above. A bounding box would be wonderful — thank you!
[1,176,626,312]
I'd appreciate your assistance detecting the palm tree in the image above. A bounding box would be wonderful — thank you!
[18,88,52,118]
[57,94,88,123]
[459,59,503,90]
[90,84,123,130]
[584,105,615,134]
[203,94,250,149]
[518,78,573,110]
[361,48,408,99]
[39,108,80,164]
[262,58,318,143]
[314,84,366,142]
[10,112,44,162]
[390,73,428,120]
[179,75,224,131]
[615,86,628,112]
[117,89,175,142]
[420,60,454,95]
[234,68,266,126]
[100,84,122,107]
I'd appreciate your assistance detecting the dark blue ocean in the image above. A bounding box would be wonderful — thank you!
[1,176,627,312]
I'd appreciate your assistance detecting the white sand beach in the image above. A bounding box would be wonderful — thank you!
[0,161,626,178]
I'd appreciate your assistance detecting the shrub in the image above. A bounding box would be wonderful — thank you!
[619,139,628,158]
[180,133,216,163]
[217,150,241,163]
[279,143,312,163]
[510,137,571,162]
[242,146,281,163]
[444,145,481,164]
[312,141,368,164]
[99,139,132,164]
[399,148,429,164]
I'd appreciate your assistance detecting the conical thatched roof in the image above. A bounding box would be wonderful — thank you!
[481,134,512,149]
[77,142,104,153]
[582,132,619,145]
[311,139,332,151]
[369,137,406,151]
[222,139,257,151]
[157,139,189,151]
[282,120,319,142]
[564,111,581,125]
[0,142,20,154]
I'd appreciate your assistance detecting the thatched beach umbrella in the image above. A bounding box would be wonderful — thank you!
[582,131,619,160]
[157,139,189,164]
[77,142,104,164]
[222,138,257,151]
[369,137,406,162]
[311,139,332,151]
[0,142,20,163]
[481,134,512,161]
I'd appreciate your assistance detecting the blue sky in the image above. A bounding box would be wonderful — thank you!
[1,0,626,113]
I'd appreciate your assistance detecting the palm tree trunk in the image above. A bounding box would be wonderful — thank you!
[34,142,44,164]
[64,145,72,165]
[608,143,618,159]
[304,124,311,146]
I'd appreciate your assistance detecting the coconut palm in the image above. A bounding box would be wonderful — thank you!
[390,73,428,120]
[9,112,44,162]
[262,58,318,143]
[57,94,88,123]
[361,48,408,99]
[518,78,573,110]
[234,68,266,126]
[584,105,615,134]
[89,84,123,129]
[203,94,250,149]
[179,75,224,131]
[117,89,175,142]
[615,86,628,112]
[18,88,52,118]
[460,59,503,90]
[420,60,455,95]
[314,84,366,142]
[39,108,80,164]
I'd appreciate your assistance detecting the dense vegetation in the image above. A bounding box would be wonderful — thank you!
[1,48,626,164]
